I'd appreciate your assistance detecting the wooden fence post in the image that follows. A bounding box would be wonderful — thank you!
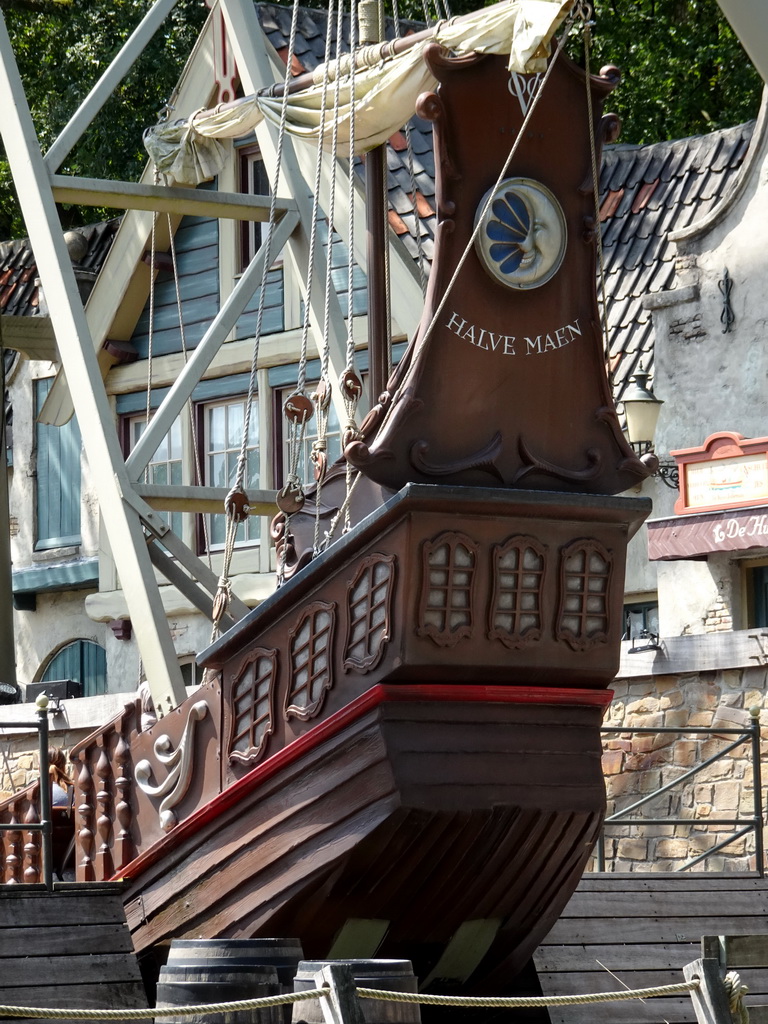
[684,957,733,1024]
[314,964,367,1024]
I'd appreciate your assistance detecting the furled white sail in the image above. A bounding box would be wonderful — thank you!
[145,0,573,185]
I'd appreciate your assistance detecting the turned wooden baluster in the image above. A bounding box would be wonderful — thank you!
[77,751,95,882]
[4,799,22,883]
[23,787,40,884]
[95,735,114,879]
[114,717,133,870]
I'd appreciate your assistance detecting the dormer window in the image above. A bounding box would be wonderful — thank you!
[238,143,270,273]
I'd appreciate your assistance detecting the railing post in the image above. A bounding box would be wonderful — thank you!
[36,695,53,891]
[750,706,764,877]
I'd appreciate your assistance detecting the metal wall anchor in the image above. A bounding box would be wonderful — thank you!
[719,267,734,333]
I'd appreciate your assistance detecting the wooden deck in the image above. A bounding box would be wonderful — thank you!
[534,873,768,1024]
[0,884,148,1024]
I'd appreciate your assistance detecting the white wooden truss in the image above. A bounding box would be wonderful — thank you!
[0,0,422,715]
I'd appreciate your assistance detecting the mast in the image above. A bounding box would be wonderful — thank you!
[358,0,390,404]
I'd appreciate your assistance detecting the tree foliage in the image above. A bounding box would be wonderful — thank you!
[578,0,762,144]
[0,0,208,238]
[0,0,762,240]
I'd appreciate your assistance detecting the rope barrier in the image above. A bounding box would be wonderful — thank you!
[356,980,701,1006]
[0,979,702,1019]
[725,971,750,1024]
[0,989,325,1020]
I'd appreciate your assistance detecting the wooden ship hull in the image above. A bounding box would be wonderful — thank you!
[122,684,608,986]
[66,484,649,991]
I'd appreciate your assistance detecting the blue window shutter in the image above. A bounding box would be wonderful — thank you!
[42,640,107,697]
[35,379,81,549]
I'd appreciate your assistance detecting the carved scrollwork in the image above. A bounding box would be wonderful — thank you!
[556,539,613,652]
[344,554,396,673]
[135,701,209,832]
[418,531,478,647]
[410,432,504,482]
[514,436,602,485]
[229,649,278,765]
[285,602,336,721]
[488,536,547,649]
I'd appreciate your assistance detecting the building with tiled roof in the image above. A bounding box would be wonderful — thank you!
[0,221,120,363]
[600,123,755,407]
[0,221,119,319]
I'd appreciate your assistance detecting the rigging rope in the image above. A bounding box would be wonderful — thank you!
[144,185,158,470]
[725,971,750,1024]
[166,209,213,568]
[0,979,703,1019]
[339,0,363,535]
[581,6,612,379]
[312,0,348,557]
[211,0,304,632]
[277,0,338,580]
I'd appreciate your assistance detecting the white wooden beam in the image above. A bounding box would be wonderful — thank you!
[51,174,297,221]
[0,11,187,717]
[145,538,225,624]
[716,1,768,84]
[117,480,251,621]
[135,483,278,516]
[38,16,219,428]
[0,317,57,360]
[218,0,357,431]
[44,0,183,173]
[125,207,299,480]
[143,524,250,621]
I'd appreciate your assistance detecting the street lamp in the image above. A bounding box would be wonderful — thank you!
[622,366,679,489]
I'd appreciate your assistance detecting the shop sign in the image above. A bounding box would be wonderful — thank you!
[673,432,768,516]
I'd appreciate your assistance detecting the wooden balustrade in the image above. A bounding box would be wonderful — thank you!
[0,781,41,884]
[69,704,139,883]
[3,687,218,886]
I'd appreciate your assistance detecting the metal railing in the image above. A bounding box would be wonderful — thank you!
[0,697,53,889]
[596,709,764,873]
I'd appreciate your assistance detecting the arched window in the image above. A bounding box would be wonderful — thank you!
[42,640,107,698]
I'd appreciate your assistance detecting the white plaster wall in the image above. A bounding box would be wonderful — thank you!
[623,474,682,599]
[102,609,215,696]
[656,559,720,636]
[14,591,109,686]
[654,103,768,455]
[8,358,38,565]
[9,358,107,688]
[626,95,768,636]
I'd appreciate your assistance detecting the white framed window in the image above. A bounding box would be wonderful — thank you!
[238,143,270,272]
[204,395,260,549]
[35,377,82,550]
[129,415,184,538]
[278,383,342,488]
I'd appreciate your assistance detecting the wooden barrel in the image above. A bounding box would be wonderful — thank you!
[166,938,304,989]
[156,961,281,1024]
[161,938,303,1024]
[291,959,421,1024]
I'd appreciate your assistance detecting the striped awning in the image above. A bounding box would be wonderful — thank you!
[648,506,768,561]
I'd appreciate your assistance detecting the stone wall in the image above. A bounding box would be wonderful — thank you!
[0,727,89,799]
[0,692,134,801]
[592,665,766,872]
